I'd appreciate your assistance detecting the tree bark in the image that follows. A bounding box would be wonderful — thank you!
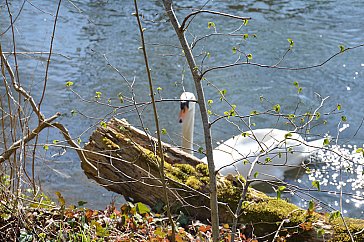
[161,1,220,240]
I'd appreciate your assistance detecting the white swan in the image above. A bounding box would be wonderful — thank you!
[178,92,326,181]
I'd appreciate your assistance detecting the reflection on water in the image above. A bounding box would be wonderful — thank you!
[1,0,363,217]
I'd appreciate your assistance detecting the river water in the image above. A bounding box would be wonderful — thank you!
[1,1,363,218]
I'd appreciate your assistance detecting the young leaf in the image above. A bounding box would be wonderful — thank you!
[241,132,250,137]
[356,148,364,157]
[136,202,150,214]
[70,110,78,116]
[329,211,341,221]
[339,45,345,52]
[278,185,286,191]
[219,89,227,101]
[161,128,167,135]
[118,93,124,103]
[243,33,249,40]
[276,186,285,200]
[308,200,315,212]
[157,87,163,92]
[287,38,294,48]
[100,121,107,128]
[323,138,330,146]
[243,19,249,26]
[312,180,321,191]
[207,21,216,29]
[198,147,204,154]
[341,116,347,122]
[43,145,49,151]
[284,132,292,139]
[273,104,281,113]
[78,200,88,207]
[246,53,253,60]
[232,46,237,54]
[65,81,74,87]
[315,112,321,120]
[55,191,65,207]
[337,104,341,111]
[52,140,59,145]
[95,91,102,99]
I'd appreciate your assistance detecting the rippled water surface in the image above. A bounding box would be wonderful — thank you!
[1,0,363,218]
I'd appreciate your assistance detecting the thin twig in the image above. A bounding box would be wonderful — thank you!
[134,1,176,241]
[0,113,60,163]
[201,43,364,77]
[162,1,220,240]
[1,47,44,121]
[38,0,62,108]
[180,9,251,31]
[1,0,26,36]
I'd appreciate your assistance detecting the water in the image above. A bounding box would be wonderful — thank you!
[1,0,363,218]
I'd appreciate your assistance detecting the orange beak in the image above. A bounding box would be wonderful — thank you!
[179,106,188,123]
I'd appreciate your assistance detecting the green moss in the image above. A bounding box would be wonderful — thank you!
[174,164,196,175]
[200,176,210,184]
[102,137,120,149]
[169,167,189,182]
[196,163,209,176]
[185,176,202,190]
[330,217,364,242]
[217,178,241,208]
[136,144,161,168]
[164,163,210,187]
[165,173,181,183]
[242,199,306,225]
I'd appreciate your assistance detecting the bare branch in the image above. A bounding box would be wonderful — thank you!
[162,0,220,240]
[52,123,97,171]
[201,43,364,77]
[134,0,176,239]
[180,9,251,32]
[1,47,45,121]
[38,0,62,108]
[0,113,60,163]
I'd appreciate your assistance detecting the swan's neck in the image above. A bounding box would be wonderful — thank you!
[182,109,195,155]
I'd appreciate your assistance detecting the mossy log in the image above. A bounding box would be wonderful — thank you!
[82,118,364,241]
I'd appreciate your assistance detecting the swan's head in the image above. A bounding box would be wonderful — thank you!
[179,92,196,123]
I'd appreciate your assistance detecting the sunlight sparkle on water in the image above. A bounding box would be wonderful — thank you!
[310,133,364,210]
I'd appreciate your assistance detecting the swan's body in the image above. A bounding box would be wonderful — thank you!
[179,92,325,180]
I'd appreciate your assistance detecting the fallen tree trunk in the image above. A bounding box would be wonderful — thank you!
[82,118,364,241]
[82,118,224,221]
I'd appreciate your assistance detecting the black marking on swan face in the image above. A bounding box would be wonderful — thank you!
[180,100,190,110]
